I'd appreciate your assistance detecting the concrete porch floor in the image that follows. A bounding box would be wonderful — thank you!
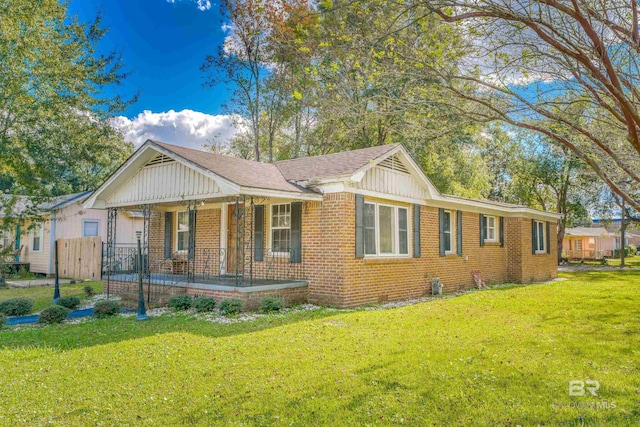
[103,273,308,292]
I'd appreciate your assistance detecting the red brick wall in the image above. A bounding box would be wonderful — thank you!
[304,192,557,308]
[132,196,558,309]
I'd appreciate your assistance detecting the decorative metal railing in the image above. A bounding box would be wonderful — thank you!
[102,244,305,299]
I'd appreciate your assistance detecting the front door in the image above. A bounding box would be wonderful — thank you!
[227,204,238,274]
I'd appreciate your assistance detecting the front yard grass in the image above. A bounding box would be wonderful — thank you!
[0,281,103,314]
[0,271,638,425]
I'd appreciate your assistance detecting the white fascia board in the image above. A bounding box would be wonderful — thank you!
[85,141,242,209]
[348,145,440,199]
[148,141,240,194]
[83,143,158,209]
[238,187,323,201]
[429,197,562,220]
[346,187,429,206]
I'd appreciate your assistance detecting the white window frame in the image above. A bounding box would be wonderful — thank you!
[176,211,189,252]
[575,239,582,251]
[1,231,12,249]
[270,203,291,255]
[82,219,100,237]
[484,215,497,242]
[443,210,456,254]
[534,220,546,254]
[363,201,410,257]
[31,223,44,253]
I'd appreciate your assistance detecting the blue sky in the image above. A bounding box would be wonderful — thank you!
[69,0,239,148]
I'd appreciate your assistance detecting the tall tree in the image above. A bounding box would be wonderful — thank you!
[0,0,133,203]
[409,0,640,210]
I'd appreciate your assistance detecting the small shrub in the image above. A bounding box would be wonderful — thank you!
[55,296,81,310]
[219,298,243,315]
[168,294,192,311]
[626,244,637,257]
[0,312,6,329]
[192,296,216,313]
[38,305,70,324]
[84,285,95,297]
[94,300,121,318]
[260,297,284,313]
[0,298,33,316]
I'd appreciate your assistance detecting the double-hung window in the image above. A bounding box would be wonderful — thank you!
[271,204,291,253]
[31,223,43,252]
[534,220,545,253]
[443,210,453,253]
[363,202,409,256]
[176,211,189,251]
[484,216,497,242]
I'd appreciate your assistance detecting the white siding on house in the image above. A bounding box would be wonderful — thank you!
[20,220,51,274]
[54,203,143,245]
[351,166,431,200]
[106,161,221,206]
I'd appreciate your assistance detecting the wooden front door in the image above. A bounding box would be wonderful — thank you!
[227,204,238,274]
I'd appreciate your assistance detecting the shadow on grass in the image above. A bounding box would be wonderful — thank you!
[0,307,346,352]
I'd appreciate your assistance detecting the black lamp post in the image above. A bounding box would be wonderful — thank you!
[135,231,148,321]
[53,240,60,303]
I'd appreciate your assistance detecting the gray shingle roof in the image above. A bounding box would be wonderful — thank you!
[151,141,312,194]
[151,141,399,193]
[565,227,609,238]
[275,144,399,181]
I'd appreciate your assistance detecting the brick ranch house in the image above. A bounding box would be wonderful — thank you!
[84,140,559,309]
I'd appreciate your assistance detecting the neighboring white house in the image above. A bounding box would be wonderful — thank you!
[1,192,143,275]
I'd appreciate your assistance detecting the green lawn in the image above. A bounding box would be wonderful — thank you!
[0,281,103,313]
[0,272,638,426]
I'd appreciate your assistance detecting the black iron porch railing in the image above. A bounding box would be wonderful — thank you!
[102,244,305,295]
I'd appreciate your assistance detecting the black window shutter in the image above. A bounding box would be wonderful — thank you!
[290,202,302,263]
[479,214,485,247]
[188,209,196,260]
[546,221,551,254]
[164,212,173,258]
[254,205,264,262]
[439,208,446,257]
[499,216,504,248]
[457,210,463,255]
[355,194,364,258]
[531,219,537,254]
[413,204,421,258]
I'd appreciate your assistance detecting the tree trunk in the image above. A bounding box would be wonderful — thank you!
[557,220,565,264]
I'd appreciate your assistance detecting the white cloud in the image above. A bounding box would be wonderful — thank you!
[111,109,240,149]
[166,0,211,12]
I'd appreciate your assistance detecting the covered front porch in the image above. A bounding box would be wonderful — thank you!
[83,141,322,303]
[101,194,308,302]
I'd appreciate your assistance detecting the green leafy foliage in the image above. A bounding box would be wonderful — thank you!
[38,305,70,324]
[93,300,120,318]
[192,296,216,313]
[55,296,81,310]
[0,313,6,329]
[259,297,284,313]
[0,298,33,316]
[168,295,192,311]
[0,0,133,225]
[84,286,95,297]
[0,281,102,314]
[219,298,243,315]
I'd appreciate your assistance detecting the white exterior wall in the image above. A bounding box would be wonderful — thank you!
[106,161,221,206]
[20,219,51,274]
[54,203,143,245]
[351,166,431,200]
